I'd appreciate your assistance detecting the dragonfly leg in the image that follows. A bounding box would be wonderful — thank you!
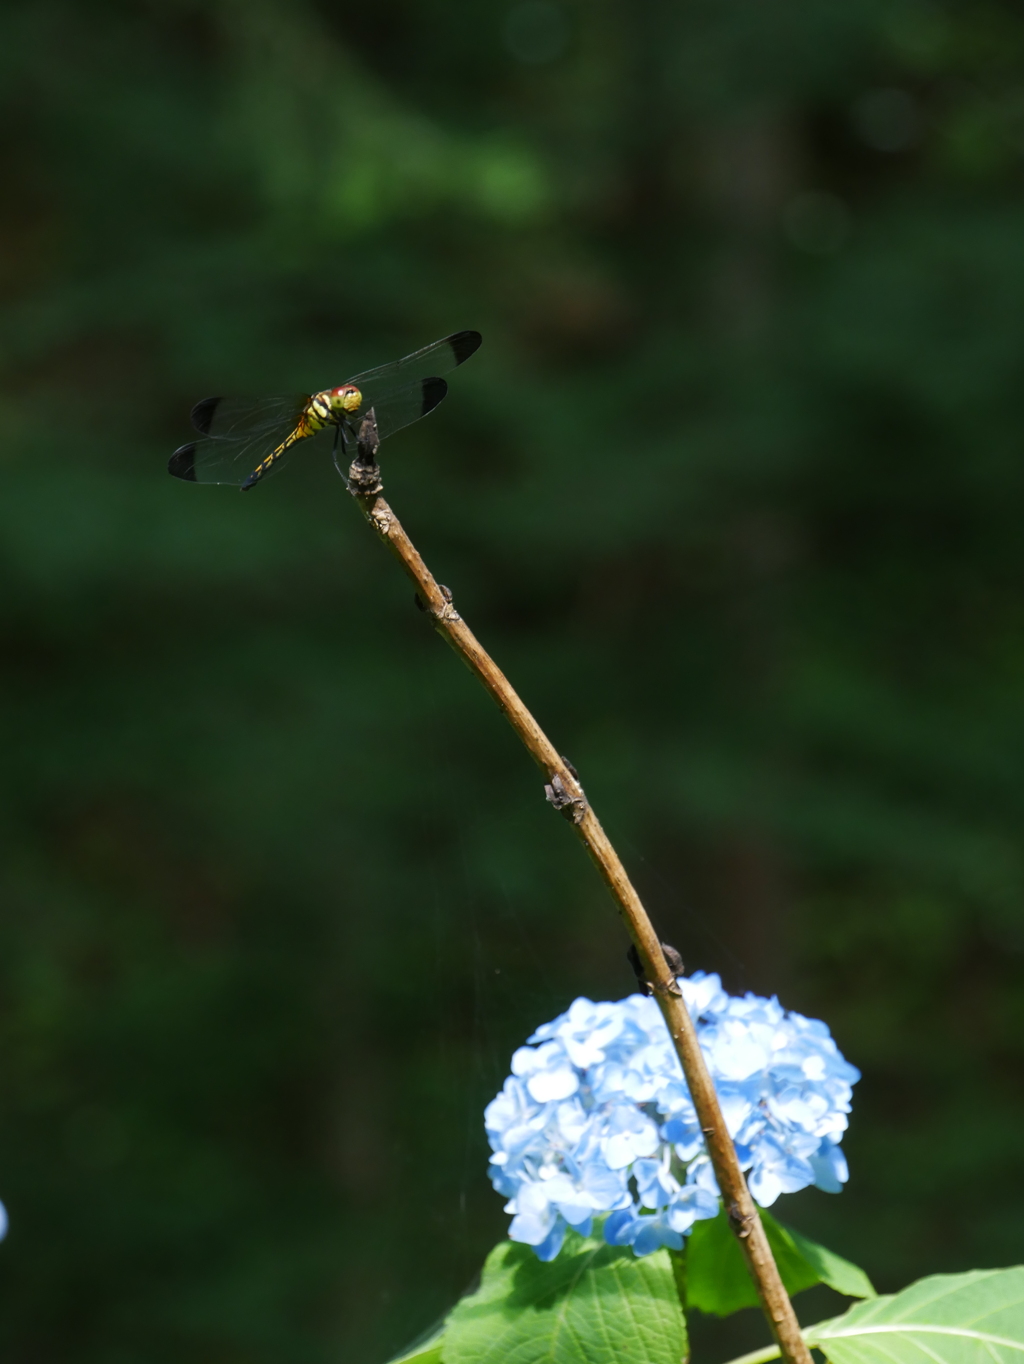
[331,422,349,481]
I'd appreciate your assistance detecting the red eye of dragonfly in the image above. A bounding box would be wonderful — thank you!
[329,384,362,412]
[167,330,481,491]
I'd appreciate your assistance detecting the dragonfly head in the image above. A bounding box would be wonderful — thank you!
[329,384,362,414]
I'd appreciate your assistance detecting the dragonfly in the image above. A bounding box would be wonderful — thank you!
[168,330,482,491]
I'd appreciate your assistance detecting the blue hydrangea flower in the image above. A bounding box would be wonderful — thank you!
[485,971,859,1259]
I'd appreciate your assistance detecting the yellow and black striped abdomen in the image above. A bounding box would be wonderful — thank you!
[239,401,329,491]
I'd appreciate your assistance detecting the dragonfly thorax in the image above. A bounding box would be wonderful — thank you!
[304,385,363,431]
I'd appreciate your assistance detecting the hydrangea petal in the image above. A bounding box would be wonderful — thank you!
[487,971,858,1260]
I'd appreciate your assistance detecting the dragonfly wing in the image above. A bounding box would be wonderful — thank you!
[332,378,449,477]
[361,375,448,444]
[169,436,276,486]
[170,334,481,487]
[346,330,481,394]
[342,331,481,448]
[170,395,309,486]
[190,394,308,439]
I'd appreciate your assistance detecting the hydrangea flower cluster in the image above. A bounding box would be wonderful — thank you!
[485,971,859,1261]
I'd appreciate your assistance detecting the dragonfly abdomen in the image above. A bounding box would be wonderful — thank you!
[240,410,324,491]
[239,391,354,490]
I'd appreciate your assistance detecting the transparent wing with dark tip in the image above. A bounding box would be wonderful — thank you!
[332,377,449,476]
[169,395,309,486]
[168,333,481,488]
[190,394,309,440]
[345,330,481,393]
[363,375,449,443]
[342,330,480,437]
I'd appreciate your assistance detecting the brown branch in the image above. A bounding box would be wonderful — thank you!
[344,430,812,1364]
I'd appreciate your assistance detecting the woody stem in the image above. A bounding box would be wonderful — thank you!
[344,439,812,1364]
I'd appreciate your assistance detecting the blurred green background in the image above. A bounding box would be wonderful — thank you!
[3,0,1024,1359]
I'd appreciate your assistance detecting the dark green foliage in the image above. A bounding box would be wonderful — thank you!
[1,0,1024,1361]
[683,1208,874,1317]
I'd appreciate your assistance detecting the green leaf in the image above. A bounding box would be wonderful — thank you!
[784,1221,875,1302]
[805,1268,1024,1364]
[441,1232,687,1364]
[684,1207,874,1317]
[389,1325,445,1363]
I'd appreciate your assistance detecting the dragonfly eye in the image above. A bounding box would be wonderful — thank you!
[329,384,362,413]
